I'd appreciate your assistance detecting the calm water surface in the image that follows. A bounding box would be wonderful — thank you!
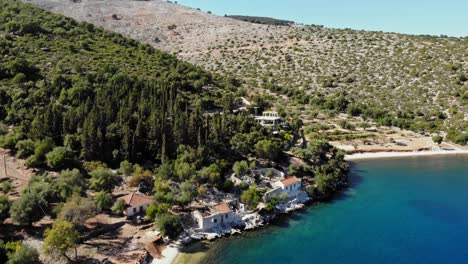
[190,156,468,264]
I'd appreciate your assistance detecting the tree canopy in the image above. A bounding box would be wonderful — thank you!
[43,220,80,262]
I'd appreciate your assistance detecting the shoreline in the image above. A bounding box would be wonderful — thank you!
[152,243,180,264]
[167,150,468,263]
[345,150,468,161]
[171,149,468,264]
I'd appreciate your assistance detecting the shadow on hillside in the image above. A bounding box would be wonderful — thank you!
[81,221,126,242]
[0,222,53,241]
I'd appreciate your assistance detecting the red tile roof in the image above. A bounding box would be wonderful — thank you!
[121,192,153,207]
[281,176,300,186]
[215,203,232,214]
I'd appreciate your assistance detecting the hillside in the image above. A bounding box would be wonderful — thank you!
[0,0,253,167]
[27,0,468,146]
[227,15,295,26]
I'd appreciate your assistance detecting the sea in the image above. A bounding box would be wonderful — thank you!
[177,155,468,264]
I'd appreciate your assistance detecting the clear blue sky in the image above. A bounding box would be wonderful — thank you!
[176,0,467,37]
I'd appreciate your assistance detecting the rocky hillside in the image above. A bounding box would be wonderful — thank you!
[26,0,468,142]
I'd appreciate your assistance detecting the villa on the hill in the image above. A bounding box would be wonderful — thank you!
[255,111,284,129]
[120,192,153,217]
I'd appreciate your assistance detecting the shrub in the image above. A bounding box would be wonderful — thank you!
[0,182,12,194]
[254,139,283,161]
[232,160,249,176]
[119,160,134,176]
[89,167,117,192]
[6,244,40,264]
[55,169,85,201]
[46,147,75,170]
[0,195,10,222]
[9,192,46,225]
[58,196,96,225]
[241,185,261,210]
[111,199,127,216]
[94,191,112,212]
[26,139,54,167]
[155,213,183,240]
[15,139,35,159]
[0,130,23,150]
[432,135,443,145]
[43,220,80,262]
[146,203,170,220]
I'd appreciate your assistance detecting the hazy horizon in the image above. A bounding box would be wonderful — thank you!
[176,0,468,37]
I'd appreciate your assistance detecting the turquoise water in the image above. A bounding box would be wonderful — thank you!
[201,156,468,264]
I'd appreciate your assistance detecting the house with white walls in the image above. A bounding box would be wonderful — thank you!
[254,111,284,129]
[193,202,241,231]
[264,176,302,202]
[120,192,153,217]
[273,176,302,197]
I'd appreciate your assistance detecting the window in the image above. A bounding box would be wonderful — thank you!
[140,206,144,211]
[213,218,217,223]
[133,207,137,213]
[226,214,228,218]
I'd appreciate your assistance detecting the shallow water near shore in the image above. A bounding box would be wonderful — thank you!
[175,155,468,264]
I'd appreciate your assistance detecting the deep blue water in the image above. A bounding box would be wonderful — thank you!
[201,156,468,264]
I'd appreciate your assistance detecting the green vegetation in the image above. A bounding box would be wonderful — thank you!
[263,193,288,213]
[43,220,80,262]
[432,135,443,145]
[0,182,12,194]
[232,160,249,176]
[9,192,46,226]
[5,244,40,264]
[119,160,134,177]
[45,146,75,170]
[0,0,246,168]
[0,195,10,222]
[155,213,183,240]
[57,195,96,225]
[94,191,112,212]
[0,241,40,264]
[292,140,349,200]
[89,167,117,192]
[55,169,85,200]
[111,199,127,216]
[241,185,262,210]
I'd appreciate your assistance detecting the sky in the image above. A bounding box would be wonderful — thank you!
[175,0,468,37]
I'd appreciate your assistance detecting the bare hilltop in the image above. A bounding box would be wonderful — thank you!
[26,0,468,149]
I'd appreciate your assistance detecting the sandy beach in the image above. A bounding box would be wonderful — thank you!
[152,244,180,264]
[345,150,468,161]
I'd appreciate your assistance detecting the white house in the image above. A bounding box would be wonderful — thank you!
[255,111,283,128]
[193,202,240,231]
[120,192,153,217]
[263,176,302,202]
[273,176,302,198]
